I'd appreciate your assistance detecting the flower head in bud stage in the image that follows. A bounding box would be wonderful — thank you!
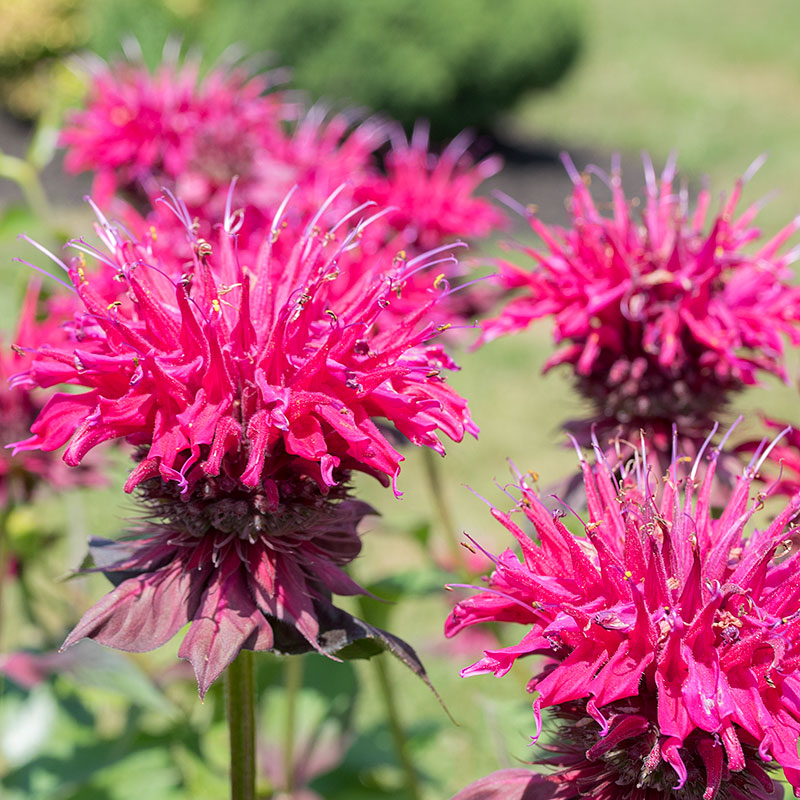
[447,432,800,799]
[481,154,800,466]
[12,194,477,695]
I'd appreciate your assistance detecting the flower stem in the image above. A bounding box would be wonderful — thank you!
[225,650,257,800]
[0,507,12,654]
[421,448,467,577]
[284,655,303,794]
[373,654,422,800]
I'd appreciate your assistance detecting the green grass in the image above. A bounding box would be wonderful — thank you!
[515,0,800,232]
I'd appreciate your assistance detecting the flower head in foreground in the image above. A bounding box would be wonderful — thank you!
[447,432,800,799]
[12,193,477,694]
[481,154,800,461]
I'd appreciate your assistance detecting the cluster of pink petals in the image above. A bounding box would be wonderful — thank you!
[61,52,291,209]
[0,281,101,503]
[481,154,800,440]
[61,54,505,302]
[12,194,477,496]
[447,434,800,798]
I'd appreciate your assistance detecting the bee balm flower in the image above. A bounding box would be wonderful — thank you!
[482,154,800,468]
[61,52,289,209]
[61,54,506,326]
[12,192,477,694]
[447,433,800,799]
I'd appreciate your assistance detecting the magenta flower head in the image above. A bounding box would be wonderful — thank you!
[0,280,102,504]
[354,123,506,252]
[447,430,800,799]
[482,154,800,466]
[61,54,506,329]
[61,49,289,208]
[12,191,477,695]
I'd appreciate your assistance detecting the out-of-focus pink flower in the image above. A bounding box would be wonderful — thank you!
[355,124,506,252]
[0,646,93,689]
[61,55,506,327]
[12,194,476,694]
[0,280,101,504]
[61,52,290,208]
[482,154,800,463]
[446,433,800,798]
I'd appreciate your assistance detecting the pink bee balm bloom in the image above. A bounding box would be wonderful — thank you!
[481,154,800,463]
[13,193,477,494]
[355,123,506,252]
[61,52,289,208]
[0,279,102,504]
[446,433,800,798]
[62,56,506,327]
[12,193,476,694]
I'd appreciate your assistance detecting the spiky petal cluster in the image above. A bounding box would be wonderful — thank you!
[0,281,101,504]
[446,437,800,798]
[61,52,290,209]
[12,195,477,495]
[11,196,475,693]
[482,155,800,453]
[61,54,506,323]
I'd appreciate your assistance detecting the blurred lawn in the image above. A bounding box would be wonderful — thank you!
[515,0,800,232]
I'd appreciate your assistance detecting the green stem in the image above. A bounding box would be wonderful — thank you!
[421,448,467,577]
[0,506,13,654]
[283,655,303,794]
[0,151,51,220]
[226,650,257,800]
[373,654,422,800]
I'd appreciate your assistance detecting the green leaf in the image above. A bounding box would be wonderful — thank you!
[359,567,452,629]
[62,641,177,715]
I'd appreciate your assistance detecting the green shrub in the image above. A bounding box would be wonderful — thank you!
[83,0,582,139]
[255,0,583,138]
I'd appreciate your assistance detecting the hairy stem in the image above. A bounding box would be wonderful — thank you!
[226,650,257,800]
